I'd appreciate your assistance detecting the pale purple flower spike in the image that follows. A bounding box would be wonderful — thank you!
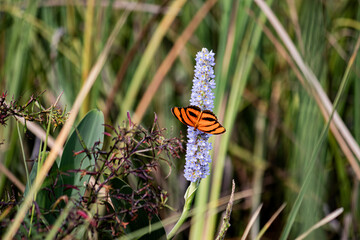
[184,48,216,182]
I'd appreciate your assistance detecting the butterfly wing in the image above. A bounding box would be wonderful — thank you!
[171,106,201,128]
[185,106,202,126]
[197,110,226,135]
[171,106,226,135]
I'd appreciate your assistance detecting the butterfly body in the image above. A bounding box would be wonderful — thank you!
[171,106,226,135]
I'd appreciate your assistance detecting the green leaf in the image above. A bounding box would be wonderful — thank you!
[24,158,64,225]
[110,178,166,239]
[57,109,104,198]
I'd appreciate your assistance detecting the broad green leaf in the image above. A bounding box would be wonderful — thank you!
[57,109,104,198]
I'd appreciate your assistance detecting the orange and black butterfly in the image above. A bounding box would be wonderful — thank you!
[171,106,226,135]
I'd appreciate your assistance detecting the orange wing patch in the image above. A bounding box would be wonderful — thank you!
[171,106,226,135]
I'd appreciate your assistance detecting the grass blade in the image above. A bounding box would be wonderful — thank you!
[133,0,218,123]
[254,0,360,178]
[241,204,263,240]
[206,1,272,237]
[118,0,186,123]
[295,208,344,240]
[256,203,287,240]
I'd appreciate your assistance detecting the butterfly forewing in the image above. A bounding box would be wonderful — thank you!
[185,106,202,125]
[171,107,187,126]
[181,107,197,126]
[171,106,198,127]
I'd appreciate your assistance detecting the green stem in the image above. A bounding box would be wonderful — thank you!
[167,182,198,239]
[16,121,29,184]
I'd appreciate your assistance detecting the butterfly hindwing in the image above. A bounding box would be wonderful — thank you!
[203,123,226,135]
[197,110,217,127]
[197,110,226,135]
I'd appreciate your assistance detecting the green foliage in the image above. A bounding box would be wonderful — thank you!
[1,0,360,239]
[24,159,63,224]
[57,109,104,198]
[0,103,180,238]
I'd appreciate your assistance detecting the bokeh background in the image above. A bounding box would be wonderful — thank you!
[1,0,360,239]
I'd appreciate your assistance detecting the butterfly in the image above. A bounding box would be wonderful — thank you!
[171,105,226,135]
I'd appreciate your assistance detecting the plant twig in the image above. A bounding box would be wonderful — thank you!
[215,180,235,240]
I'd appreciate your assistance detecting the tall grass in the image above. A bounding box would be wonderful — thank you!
[1,0,360,239]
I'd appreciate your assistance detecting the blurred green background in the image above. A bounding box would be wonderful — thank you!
[1,0,360,239]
